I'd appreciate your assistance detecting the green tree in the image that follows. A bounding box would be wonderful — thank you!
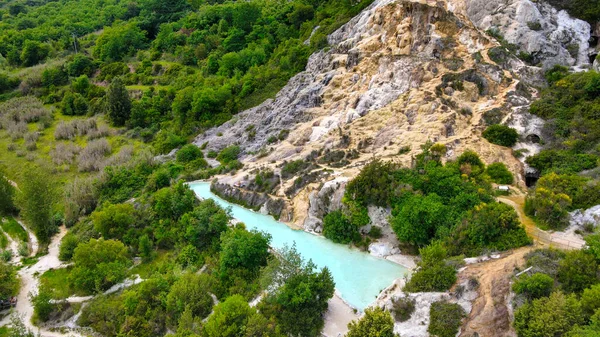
[62,92,89,116]
[69,238,130,293]
[485,162,514,184]
[0,169,16,215]
[404,242,457,292]
[17,166,57,244]
[204,295,280,337]
[166,273,214,326]
[0,261,19,300]
[32,287,53,322]
[138,234,154,262]
[94,22,147,61]
[514,291,584,337]
[449,202,530,255]
[512,273,554,300]
[391,194,449,247]
[581,284,600,318]
[482,125,519,147]
[219,228,271,280]
[260,245,335,337]
[92,203,136,241]
[67,54,96,77]
[20,40,49,66]
[152,181,197,221]
[347,307,398,337]
[178,200,230,251]
[106,77,131,126]
[557,250,599,293]
[322,210,359,244]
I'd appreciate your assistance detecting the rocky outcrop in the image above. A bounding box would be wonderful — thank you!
[210,182,290,220]
[303,177,347,232]
[570,205,600,227]
[463,0,592,69]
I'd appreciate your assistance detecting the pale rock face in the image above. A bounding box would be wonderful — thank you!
[570,205,600,227]
[463,0,592,69]
[304,177,348,232]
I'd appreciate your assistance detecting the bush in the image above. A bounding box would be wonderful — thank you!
[32,287,53,322]
[322,210,360,244]
[557,250,599,293]
[59,233,80,261]
[176,144,203,163]
[514,291,583,337]
[405,243,457,292]
[69,238,130,294]
[166,273,214,325]
[347,307,397,337]
[392,297,416,322]
[0,261,19,300]
[580,283,600,318]
[216,145,241,164]
[78,139,112,172]
[428,301,465,337]
[512,273,554,300]
[483,125,518,147]
[486,162,514,184]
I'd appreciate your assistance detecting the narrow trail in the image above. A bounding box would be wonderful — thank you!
[0,227,83,337]
[498,195,584,250]
[459,246,533,337]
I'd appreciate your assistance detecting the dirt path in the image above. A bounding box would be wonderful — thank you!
[498,196,584,250]
[459,247,533,337]
[0,226,83,337]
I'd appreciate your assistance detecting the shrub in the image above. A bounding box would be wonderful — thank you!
[32,287,53,322]
[176,144,203,163]
[166,273,214,325]
[405,243,457,292]
[69,238,130,294]
[483,125,518,147]
[322,210,360,244]
[59,233,80,261]
[514,291,583,337]
[428,301,465,337]
[0,261,19,299]
[457,150,485,175]
[216,145,241,164]
[557,250,599,293]
[54,122,76,140]
[347,307,397,337]
[51,143,81,166]
[512,273,554,300]
[392,297,416,322]
[482,108,505,125]
[486,162,514,184]
[77,139,112,172]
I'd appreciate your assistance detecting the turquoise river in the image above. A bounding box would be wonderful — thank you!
[189,181,408,310]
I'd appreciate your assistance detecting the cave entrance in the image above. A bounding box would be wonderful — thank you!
[526,134,541,143]
[526,170,540,187]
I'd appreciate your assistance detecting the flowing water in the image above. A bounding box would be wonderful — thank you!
[189,182,408,310]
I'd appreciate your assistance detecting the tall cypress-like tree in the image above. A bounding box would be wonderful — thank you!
[17,166,57,244]
[106,77,131,126]
[0,168,15,215]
